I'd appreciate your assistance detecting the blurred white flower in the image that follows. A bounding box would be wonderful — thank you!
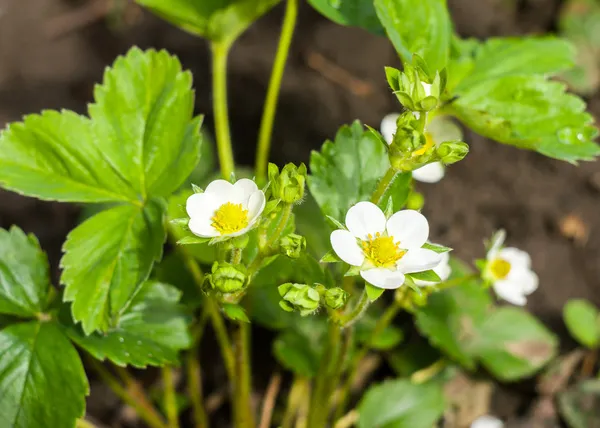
[471,415,504,428]
[484,230,539,306]
[414,250,451,286]
[380,113,463,183]
[186,178,265,238]
[330,202,441,289]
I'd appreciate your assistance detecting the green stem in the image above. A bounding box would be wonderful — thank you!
[76,419,97,428]
[207,300,236,381]
[231,247,243,264]
[255,0,298,184]
[370,167,397,205]
[186,351,209,428]
[281,377,306,428]
[235,322,255,428]
[265,203,292,250]
[211,41,235,179]
[162,367,180,428]
[336,289,369,327]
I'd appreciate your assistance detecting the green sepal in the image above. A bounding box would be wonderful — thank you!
[320,250,342,264]
[408,270,442,283]
[365,283,385,302]
[326,215,346,230]
[222,303,250,323]
[345,265,361,277]
[422,242,452,253]
[177,236,211,245]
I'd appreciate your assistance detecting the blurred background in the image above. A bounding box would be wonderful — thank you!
[0,0,599,410]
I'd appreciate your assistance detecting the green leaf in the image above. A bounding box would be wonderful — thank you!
[453,37,576,92]
[153,252,204,310]
[0,110,137,203]
[358,379,445,428]
[222,303,250,323]
[295,192,332,259]
[408,269,442,283]
[0,227,50,317]
[136,0,280,43]
[473,307,558,381]
[564,299,600,349]
[62,200,166,334]
[558,378,600,428]
[307,0,384,35]
[308,121,389,221]
[374,0,452,73]
[365,283,385,301]
[376,171,412,213]
[273,330,322,377]
[0,321,89,428]
[90,48,200,198]
[356,309,403,350]
[66,281,191,368]
[388,338,440,377]
[422,242,452,253]
[451,75,600,163]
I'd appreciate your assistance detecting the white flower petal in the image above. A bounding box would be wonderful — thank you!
[234,178,259,195]
[493,279,528,306]
[380,113,399,144]
[247,191,266,220]
[471,415,504,428]
[507,266,539,294]
[205,179,234,195]
[426,115,463,146]
[498,247,531,269]
[330,230,365,266]
[188,216,219,238]
[412,162,445,183]
[345,201,386,240]
[486,230,506,260]
[186,192,219,219]
[227,225,254,238]
[413,250,451,286]
[397,248,442,274]
[386,209,429,249]
[360,268,405,289]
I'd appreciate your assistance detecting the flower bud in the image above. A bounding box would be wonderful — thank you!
[278,283,320,316]
[279,233,306,259]
[406,191,425,210]
[385,63,444,112]
[208,262,247,294]
[324,287,348,310]
[269,163,307,204]
[436,141,469,165]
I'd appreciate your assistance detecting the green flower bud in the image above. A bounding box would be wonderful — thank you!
[208,262,247,294]
[324,287,348,310]
[269,163,307,204]
[280,233,306,259]
[278,283,320,316]
[436,140,469,165]
[406,191,425,210]
[385,62,444,113]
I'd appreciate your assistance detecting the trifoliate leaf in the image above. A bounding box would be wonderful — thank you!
[564,299,600,349]
[90,48,201,198]
[66,281,191,368]
[0,110,137,203]
[0,227,50,317]
[308,0,384,35]
[408,270,442,283]
[0,321,89,428]
[374,0,452,74]
[422,242,452,253]
[61,200,166,335]
[365,283,385,301]
[473,307,558,381]
[358,379,445,428]
[135,0,280,43]
[451,75,600,163]
[308,121,389,221]
[222,303,250,323]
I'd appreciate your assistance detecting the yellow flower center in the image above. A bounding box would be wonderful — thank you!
[490,258,511,279]
[412,132,435,157]
[211,202,249,235]
[361,233,406,268]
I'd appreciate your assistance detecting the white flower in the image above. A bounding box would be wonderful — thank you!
[484,230,539,306]
[413,250,451,286]
[380,113,463,183]
[330,202,442,289]
[186,178,266,238]
[470,415,504,428]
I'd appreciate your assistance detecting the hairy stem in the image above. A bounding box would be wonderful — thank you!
[211,41,235,179]
[255,0,298,184]
[371,167,398,206]
[336,288,370,327]
[186,351,209,428]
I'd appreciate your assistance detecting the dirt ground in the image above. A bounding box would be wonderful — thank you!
[0,0,599,426]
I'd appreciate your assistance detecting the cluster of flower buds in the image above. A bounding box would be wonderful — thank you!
[268,162,307,204]
[278,283,348,316]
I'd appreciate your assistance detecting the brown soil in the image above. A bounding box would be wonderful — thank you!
[1,0,599,426]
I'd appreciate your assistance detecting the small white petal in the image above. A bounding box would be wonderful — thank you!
[412,162,445,183]
[345,201,386,240]
[507,266,539,294]
[386,210,429,249]
[330,230,365,266]
[493,279,528,306]
[486,230,506,260]
[233,178,259,195]
[247,191,266,220]
[397,248,442,274]
[188,217,219,238]
[471,415,504,428]
[380,113,399,144]
[498,247,531,269]
[227,225,254,238]
[186,192,219,219]
[360,268,405,289]
[205,179,234,195]
[426,115,463,145]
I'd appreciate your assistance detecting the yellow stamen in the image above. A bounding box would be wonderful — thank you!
[361,232,406,268]
[412,132,435,157]
[211,202,249,235]
[490,258,511,279]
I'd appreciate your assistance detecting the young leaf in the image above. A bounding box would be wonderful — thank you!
[0,321,89,428]
[90,48,201,198]
[374,0,452,74]
[307,0,384,35]
[0,227,50,318]
[222,303,250,323]
[408,269,442,283]
[308,121,389,221]
[450,75,600,163]
[66,281,191,368]
[0,110,137,203]
[358,379,445,428]
[564,299,600,349]
[62,200,166,334]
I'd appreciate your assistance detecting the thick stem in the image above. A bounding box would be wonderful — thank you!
[162,367,180,428]
[186,351,209,428]
[281,377,306,428]
[211,41,235,179]
[370,167,397,206]
[235,322,255,428]
[255,0,298,184]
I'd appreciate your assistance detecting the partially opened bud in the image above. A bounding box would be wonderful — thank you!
[436,141,469,165]
[280,233,306,259]
[324,287,348,310]
[208,262,247,294]
[278,283,320,316]
[269,163,307,203]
